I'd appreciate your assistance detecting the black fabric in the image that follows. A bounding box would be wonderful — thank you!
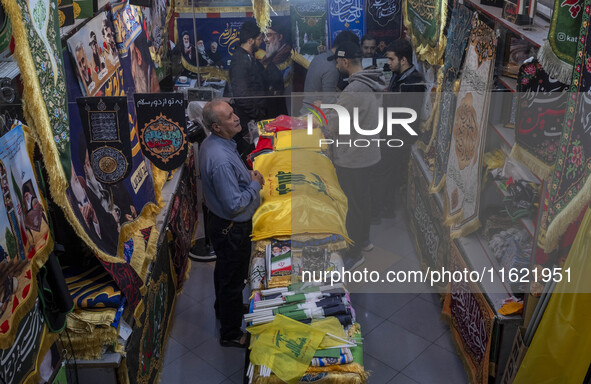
[208,212,251,340]
[37,252,74,333]
[263,63,288,118]
[335,165,373,256]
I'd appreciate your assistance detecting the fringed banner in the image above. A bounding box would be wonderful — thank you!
[366,0,402,47]
[0,124,53,349]
[537,0,585,83]
[444,20,496,239]
[402,0,447,65]
[514,207,591,384]
[291,0,327,59]
[512,59,568,180]
[66,12,122,97]
[423,4,472,156]
[327,0,365,46]
[442,241,495,384]
[407,150,449,285]
[541,0,591,252]
[2,0,72,180]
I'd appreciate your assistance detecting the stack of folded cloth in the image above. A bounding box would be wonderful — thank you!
[245,283,369,383]
[62,264,126,359]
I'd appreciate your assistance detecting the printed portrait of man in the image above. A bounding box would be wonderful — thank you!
[130,33,160,93]
[75,42,92,86]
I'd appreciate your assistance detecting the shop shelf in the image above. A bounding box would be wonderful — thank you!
[497,75,517,93]
[492,179,536,238]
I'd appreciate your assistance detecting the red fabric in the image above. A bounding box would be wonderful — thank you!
[247,137,273,168]
[265,115,307,132]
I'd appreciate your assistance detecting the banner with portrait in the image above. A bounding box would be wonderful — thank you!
[327,0,365,47]
[66,12,123,97]
[444,21,496,239]
[139,0,172,81]
[0,124,53,349]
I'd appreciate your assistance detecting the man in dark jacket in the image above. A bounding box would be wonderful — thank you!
[262,19,293,117]
[229,20,266,162]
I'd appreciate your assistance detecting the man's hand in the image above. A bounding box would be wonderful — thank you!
[250,170,265,186]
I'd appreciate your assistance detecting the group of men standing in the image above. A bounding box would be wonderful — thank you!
[198,19,425,347]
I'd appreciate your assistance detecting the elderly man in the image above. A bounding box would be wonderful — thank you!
[199,99,264,347]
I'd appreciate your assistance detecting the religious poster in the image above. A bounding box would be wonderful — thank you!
[402,0,448,65]
[327,0,365,47]
[291,0,327,58]
[139,0,172,81]
[444,21,496,239]
[0,124,52,349]
[134,93,188,171]
[366,0,402,51]
[67,12,122,97]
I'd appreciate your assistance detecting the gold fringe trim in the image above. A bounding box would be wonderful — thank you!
[64,326,119,360]
[542,175,591,252]
[429,172,446,194]
[450,218,481,240]
[306,363,368,376]
[402,0,448,66]
[510,144,551,180]
[417,69,444,153]
[252,0,271,33]
[292,51,310,69]
[538,38,574,84]
[118,358,131,384]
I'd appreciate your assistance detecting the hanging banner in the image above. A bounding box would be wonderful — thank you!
[541,0,591,251]
[512,59,568,179]
[442,241,495,384]
[67,12,122,97]
[443,21,496,239]
[0,124,53,348]
[423,4,472,156]
[365,0,402,48]
[139,0,172,81]
[134,93,188,171]
[327,0,365,47]
[402,0,447,65]
[537,0,585,83]
[77,96,133,184]
[291,0,327,58]
[1,0,72,179]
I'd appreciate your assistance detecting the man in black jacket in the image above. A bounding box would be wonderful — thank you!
[229,20,266,162]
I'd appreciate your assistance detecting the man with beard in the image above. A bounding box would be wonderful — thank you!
[130,32,160,93]
[262,19,292,116]
[196,39,214,67]
[75,42,92,87]
[325,41,385,270]
[229,20,266,162]
[181,31,196,66]
[101,20,118,62]
[207,41,223,67]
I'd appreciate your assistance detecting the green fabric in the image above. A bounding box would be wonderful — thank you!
[547,0,584,66]
[406,0,441,45]
[313,348,342,358]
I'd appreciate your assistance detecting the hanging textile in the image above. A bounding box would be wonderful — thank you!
[423,3,473,158]
[541,0,591,251]
[252,151,349,242]
[366,0,403,47]
[443,21,496,238]
[442,241,496,384]
[0,124,53,348]
[66,12,124,97]
[63,264,124,309]
[1,0,71,179]
[138,0,172,82]
[291,0,327,58]
[514,206,591,384]
[402,0,447,65]
[327,0,365,47]
[512,59,568,179]
[537,0,585,83]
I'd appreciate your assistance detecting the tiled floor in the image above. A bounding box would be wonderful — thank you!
[160,208,468,383]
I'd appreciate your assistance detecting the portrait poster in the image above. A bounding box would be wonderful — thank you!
[134,93,188,171]
[444,21,496,239]
[327,0,366,47]
[139,0,172,81]
[291,0,327,57]
[0,124,52,348]
[67,12,122,97]
[111,1,142,58]
[366,0,403,50]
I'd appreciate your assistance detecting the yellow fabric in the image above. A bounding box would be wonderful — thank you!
[252,151,350,242]
[514,207,591,384]
[249,314,326,384]
[310,317,349,349]
[274,129,325,152]
[497,302,523,316]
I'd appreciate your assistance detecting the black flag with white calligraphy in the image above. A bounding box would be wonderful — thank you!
[134,93,188,171]
[77,96,133,184]
[366,0,403,56]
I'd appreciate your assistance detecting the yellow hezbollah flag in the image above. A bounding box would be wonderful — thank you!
[274,129,326,151]
[252,150,350,242]
[514,207,591,384]
[249,314,326,384]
